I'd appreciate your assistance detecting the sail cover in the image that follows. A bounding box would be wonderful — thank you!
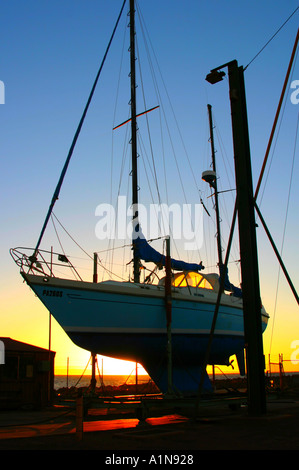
[134,236,204,272]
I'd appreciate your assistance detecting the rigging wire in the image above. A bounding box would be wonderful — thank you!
[110,11,128,222]
[52,212,91,261]
[106,14,130,277]
[200,118,213,270]
[50,214,82,281]
[136,1,203,262]
[135,23,182,261]
[95,0,201,271]
[122,168,132,280]
[138,16,200,194]
[32,0,127,257]
[269,111,299,355]
[201,107,241,275]
[51,212,127,281]
[259,46,299,205]
[136,5,175,245]
[104,8,131,278]
[74,356,92,388]
[255,27,299,201]
[244,6,299,71]
[135,34,162,206]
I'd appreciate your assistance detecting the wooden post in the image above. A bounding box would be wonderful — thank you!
[227,61,266,415]
[67,357,69,389]
[76,390,84,441]
[90,353,97,392]
[48,310,52,403]
[279,354,284,390]
[93,253,98,283]
[212,365,215,388]
[50,246,53,277]
[205,60,267,415]
[101,358,104,386]
[165,236,173,395]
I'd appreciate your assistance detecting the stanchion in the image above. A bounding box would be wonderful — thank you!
[76,390,84,441]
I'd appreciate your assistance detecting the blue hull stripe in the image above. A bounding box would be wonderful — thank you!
[22,273,268,395]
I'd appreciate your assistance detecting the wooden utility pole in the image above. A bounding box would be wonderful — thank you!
[206,61,266,416]
[228,61,266,415]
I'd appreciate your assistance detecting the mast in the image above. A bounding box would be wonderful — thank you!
[208,104,223,271]
[129,0,140,283]
[202,104,223,274]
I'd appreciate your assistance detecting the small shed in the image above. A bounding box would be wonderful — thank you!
[0,337,55,409]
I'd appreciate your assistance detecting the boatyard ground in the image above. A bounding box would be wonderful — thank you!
[0,396,298,452]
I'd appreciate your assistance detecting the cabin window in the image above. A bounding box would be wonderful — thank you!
[171,272,213,289]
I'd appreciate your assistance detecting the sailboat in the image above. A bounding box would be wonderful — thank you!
[10,0,269,396]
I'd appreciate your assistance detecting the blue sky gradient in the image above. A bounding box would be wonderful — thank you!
[1,0,298,375]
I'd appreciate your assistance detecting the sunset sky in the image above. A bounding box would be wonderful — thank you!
[1,0,298,379]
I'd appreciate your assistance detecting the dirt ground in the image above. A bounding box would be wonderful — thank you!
[0,395,298,456]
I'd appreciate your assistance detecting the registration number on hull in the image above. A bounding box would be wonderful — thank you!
[43,289,63,297]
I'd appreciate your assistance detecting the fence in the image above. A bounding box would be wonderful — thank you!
[267,354,299,390]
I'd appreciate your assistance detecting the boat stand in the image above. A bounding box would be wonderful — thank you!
[70,390,247,436]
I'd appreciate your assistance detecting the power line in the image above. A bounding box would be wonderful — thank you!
[244,6,299,71]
